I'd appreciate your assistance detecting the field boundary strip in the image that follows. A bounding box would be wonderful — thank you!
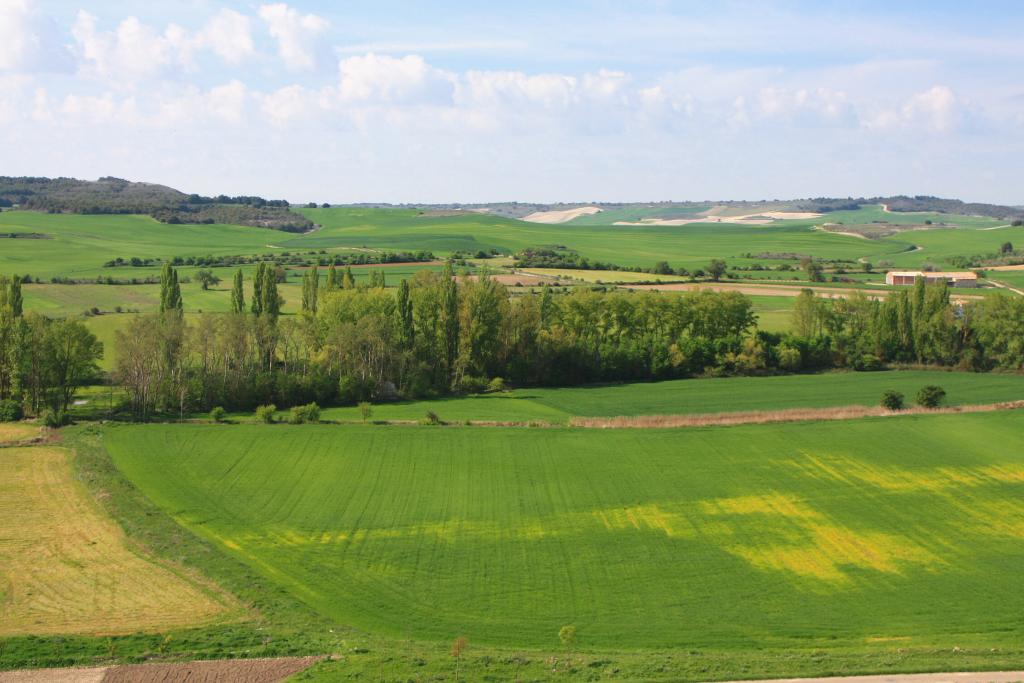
[568,400,1024,429]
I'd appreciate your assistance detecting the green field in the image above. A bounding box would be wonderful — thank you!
[106,411,1024,656]
[315,370,1024,423]
[3,206,1021,288]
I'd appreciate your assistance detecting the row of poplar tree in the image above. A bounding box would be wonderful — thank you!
[109,262,1024,419]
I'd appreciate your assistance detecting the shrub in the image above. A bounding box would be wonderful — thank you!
[209,406,227,423]
[289,402,321,424]
[487,377,506,393]
[916,385,946,409]
[854,354,883,371]
[458,375,488,394]
[419,410,442,426]
[0,399,23,422]
[777,346,802,372]
[41,409,69,428]
[880,390,904,411]
[254,404,277,423]
[358,401,372,423]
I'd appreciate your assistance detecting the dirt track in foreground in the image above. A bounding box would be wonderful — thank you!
[0,657,322,683]
[719,671,1024,683]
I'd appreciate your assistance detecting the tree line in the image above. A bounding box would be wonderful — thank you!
[2,264,1023,423]
[105,264,1024,420]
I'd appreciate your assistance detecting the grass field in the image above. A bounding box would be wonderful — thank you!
[0,423,39,444]
[314,370,1024,423]
[106,411,1024,655]
[0,446,238,636]
[4,207,1022,293]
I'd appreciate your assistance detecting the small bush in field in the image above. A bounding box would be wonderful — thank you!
[916,385,946,409]
[880,390,904,411]
[289,403,321,424]
[210,406,227,423]
[255,404,277,424]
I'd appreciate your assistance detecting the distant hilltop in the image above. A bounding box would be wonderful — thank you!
[346,196,1024,222]
[0,176,313,233]
[2,176,1022,226]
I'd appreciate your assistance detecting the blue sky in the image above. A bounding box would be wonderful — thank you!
[2,1,1023,204]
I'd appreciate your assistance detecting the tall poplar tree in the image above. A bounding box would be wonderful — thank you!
[231,269,245,314]
[396,279,414,349]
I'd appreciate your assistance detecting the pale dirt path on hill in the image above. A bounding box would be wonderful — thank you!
[715,671,1024,683]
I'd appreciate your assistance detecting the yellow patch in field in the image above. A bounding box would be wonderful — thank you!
[950,497,1024,538]
[0,447,240,636]
[594,504,694,538]
[700,492,819,519]
[794,453,1023,493]
[702,492,942,583]
[977,464,1024,484]
[727,524,941,583]
[0,422,38,444]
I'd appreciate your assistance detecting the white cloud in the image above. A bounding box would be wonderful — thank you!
[459,70,577,110]
[0,0,69,73]
[258,3,328,70]
[0,0,36,70]
[70,9,256,85]
[207,80,248,123]
[337,53,455,105]
[902,85,960,132]
[196,9,255,65]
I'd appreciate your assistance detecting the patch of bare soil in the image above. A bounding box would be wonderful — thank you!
[0,658,323,683]
[569,401,1024,429]
[0,668,107,683]
[101,656,321,682]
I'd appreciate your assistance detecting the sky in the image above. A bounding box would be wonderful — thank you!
[2,1,1024,204]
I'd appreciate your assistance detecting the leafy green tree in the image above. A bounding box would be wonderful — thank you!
[302,266,319,313]
[159,263,183,313]
[8,276,22,317]
[231,269,245,314]
[40,318,103,414]
[195,269,220,290]
[707,259,727,281]
[252,262,266,316]
[1001,241,1014,255]
[801,257,824,282]
[396,279,414,349]
[441,262,460,382]
[342,266,355,290]
[326,263,338,289]
[652,260,673,275]
[260,263,281,319]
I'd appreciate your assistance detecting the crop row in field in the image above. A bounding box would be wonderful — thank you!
[106,411,1024,653]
